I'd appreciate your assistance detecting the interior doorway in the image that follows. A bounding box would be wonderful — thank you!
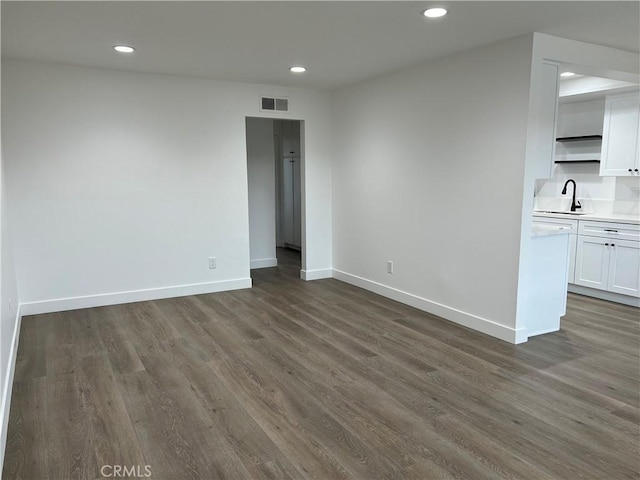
[275,120,302,251]
[246,117,303,276]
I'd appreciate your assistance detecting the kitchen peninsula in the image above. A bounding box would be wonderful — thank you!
[521,224,572,338]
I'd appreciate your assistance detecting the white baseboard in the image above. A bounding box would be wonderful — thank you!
[300,268,333,281]
[1,304,22,476]
[250,258,278,269]
[568,284,640,307]
[514,329,529,344]
[332,269,525,344]
[19,278,252,316]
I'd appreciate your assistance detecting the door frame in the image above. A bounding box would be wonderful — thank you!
[245,116,307,277]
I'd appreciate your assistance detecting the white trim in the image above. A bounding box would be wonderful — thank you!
[526,326,561,338]
[1,304,22,475]
[332,269,526,344]
[19,278,253,316]
[300,268,333,281]
[514,329,529,344]
[250,258,278,269]
[568,284,640,307]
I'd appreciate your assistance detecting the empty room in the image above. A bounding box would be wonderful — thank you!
[1,2,639,479]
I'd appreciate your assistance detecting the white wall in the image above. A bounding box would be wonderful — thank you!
[2,60,333,313]
[557,97,605,137]
[537,97,612,208]
[299,118,333,280]
[0,162,19,476]
[332,35,535,342]
[1,52,22,474]
[246,117,277,269]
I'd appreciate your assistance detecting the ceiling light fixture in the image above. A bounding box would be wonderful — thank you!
[560,72,576,77]
[113,45,135,53]
[422,7,448,18]
[289,66,306,73]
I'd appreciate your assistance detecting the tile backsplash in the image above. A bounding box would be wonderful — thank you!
[535,162,640,216]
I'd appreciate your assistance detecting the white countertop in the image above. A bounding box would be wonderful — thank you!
[531,223,573,237]
[533,210,640,225]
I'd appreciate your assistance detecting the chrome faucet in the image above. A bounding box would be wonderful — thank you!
[562,179,581,212]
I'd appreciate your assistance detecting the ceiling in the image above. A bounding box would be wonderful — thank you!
[559,74,639,102]
[2,1,639,90]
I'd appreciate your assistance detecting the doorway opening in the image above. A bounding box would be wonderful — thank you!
[246,117,303,279]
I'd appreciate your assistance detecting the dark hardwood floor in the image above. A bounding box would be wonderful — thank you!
[3,248,639,479]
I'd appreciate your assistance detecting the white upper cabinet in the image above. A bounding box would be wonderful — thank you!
[600,92,640,176]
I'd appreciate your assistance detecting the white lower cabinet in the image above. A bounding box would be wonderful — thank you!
[575,236,611,291]
[532,216,578,282]
[535,215,640,302]
[608,239,640,296]
[575,235,640,297]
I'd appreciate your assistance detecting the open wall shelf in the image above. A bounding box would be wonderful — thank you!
[556,135,603,142]
[554,159,601,164]
[555,134,602,164]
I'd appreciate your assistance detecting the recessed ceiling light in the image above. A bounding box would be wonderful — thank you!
[560,72,576,77]
[289,66,306,73]
[422,7,448,18]
[113,45,135,54]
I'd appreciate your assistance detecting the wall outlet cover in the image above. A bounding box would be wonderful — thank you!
[209,257,217,269]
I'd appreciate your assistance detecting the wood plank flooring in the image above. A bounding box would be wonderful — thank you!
[3,248,639,479]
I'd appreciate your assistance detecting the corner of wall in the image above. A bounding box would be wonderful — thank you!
[300,268,333,281]
[0,303,22,477]
[333,269,524,344]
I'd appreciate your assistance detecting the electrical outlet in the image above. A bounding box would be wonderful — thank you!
[631,187,640,198]
[8,298,12,313]
[387,261,393,274]
[208,257,217,269]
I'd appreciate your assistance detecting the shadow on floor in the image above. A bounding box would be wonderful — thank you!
[251,247,301,285]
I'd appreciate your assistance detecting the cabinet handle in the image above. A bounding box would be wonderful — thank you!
[604,229,618,233]
[605,243,609,246]
[629,169,633,172]
[635,169,639,172]
[611,244,615,247]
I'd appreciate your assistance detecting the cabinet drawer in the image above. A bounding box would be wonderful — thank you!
[578,221,639,241]
[532,216,578,233]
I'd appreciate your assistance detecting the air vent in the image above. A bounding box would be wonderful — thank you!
[260,95,289,112]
